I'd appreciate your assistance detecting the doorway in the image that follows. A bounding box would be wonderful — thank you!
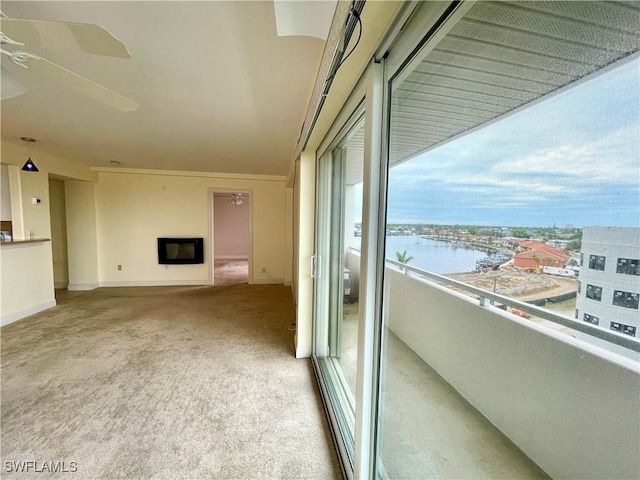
[49,178,70,299]
[211,191,251,285]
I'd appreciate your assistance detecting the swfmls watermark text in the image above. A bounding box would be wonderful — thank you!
[4,461,78,473]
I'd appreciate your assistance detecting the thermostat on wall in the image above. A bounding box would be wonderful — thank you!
[31,197,41,205]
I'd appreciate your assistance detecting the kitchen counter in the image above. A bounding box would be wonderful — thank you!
[0,238,51,246]
[1,237,56,326]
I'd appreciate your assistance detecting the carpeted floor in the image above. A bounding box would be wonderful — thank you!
[1,284,341,479]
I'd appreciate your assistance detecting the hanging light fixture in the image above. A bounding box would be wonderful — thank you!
[21,137,39,172]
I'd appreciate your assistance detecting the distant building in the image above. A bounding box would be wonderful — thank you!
[576,227,640,338]
[513,241,569,270]
[547,239,570,249]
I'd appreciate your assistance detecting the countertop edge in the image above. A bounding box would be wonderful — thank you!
[0,238,51,246]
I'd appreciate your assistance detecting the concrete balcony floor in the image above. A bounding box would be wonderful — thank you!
[340,302,547,479]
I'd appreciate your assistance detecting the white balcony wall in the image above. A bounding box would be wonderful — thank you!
[346,248,360,300]
[343,185,356,256]
[345,250,640,479]
[385,267,639,479]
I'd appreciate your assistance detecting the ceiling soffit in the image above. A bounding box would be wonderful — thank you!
[343,1,640,186]
[389,1,640,166]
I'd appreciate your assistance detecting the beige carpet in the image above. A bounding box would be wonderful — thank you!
[1,284,340,479]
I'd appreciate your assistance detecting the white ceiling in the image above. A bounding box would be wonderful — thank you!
[1,1,330,176]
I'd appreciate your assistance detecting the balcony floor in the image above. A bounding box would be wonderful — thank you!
[342,302,548,479]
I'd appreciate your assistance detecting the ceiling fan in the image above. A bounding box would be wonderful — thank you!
[0,11,138,111]
[216,193,245,207]
[229,193,244,207]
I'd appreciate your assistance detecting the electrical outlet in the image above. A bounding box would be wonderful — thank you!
[117,265,122,271]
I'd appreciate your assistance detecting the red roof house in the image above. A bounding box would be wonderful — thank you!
[514,241,569,270]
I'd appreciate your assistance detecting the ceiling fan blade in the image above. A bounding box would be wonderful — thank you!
[0,65,25,100]
[24,55,138,112]
[0,18,131,58]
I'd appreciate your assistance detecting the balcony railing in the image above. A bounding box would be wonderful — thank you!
[348,247,640,354]
[384,257,640,354]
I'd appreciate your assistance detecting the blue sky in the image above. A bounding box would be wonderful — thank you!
[375,58,640,228]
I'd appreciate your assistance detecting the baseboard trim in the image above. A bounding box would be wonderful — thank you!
[1,300,57,327]
[214,255,249,260]
[68,282,99,291]
[99,280,208,287]
[295,345,312,359]
[252,278,284,285]
[54,282,69,289]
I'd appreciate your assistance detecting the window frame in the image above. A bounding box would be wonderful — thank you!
[584,313,600,325]
[616,258,640,275]
[588,255,606,271]
[586,284,603,302]
[612,290,639,310]
[312,107,366,476]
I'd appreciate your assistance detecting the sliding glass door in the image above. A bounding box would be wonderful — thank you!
[313,110,365,469]
[374,1,640,479]
[311,2,639,479]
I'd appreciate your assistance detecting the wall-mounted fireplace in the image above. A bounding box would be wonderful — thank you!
[157,238,204,265]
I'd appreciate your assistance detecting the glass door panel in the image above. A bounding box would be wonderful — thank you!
[313,115,365,467]
[375,1,639,479]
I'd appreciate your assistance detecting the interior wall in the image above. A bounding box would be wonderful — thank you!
[213,195,250,259]
[95,171,286,286]
[0,164,11,221]
[49,180,69,288]
[284,187,293,286]
[7,165,24,239]
[293,160,301,303]
[65,180,99,290]
[294,151,316,357]
[19,168,52,239]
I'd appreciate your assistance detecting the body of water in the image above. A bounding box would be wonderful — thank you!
[352,235,490,274]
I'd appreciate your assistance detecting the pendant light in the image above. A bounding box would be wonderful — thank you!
[21,137,39,172]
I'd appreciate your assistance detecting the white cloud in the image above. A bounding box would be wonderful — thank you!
[493,124,639,184]
[389,123,638,200]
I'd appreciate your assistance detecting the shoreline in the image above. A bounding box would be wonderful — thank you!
[421,235,513,254]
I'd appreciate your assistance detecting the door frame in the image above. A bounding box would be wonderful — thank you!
[208,188,253,285]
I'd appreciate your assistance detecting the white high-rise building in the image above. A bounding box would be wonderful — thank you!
[576,227,640,338]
